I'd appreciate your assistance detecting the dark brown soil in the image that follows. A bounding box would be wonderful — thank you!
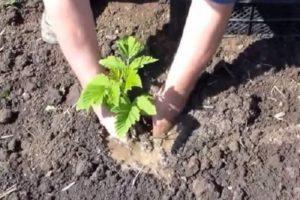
[1,1,300,200]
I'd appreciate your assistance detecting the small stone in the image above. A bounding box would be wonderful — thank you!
[111,43,117,51]
[65,84,80,107]
[9,153,19,162]
[105,34,117,41]
[0,149,8,161]
[22,92,30,100]
[39,181,53,193]
[18,191,28,200]
[192,178,211,198]
[201,157,211,170]
[96,165,106,180]
[24,81,37,91]
[237,44,244,50]
[15,55,28,69]
[46,87,62,105]
[150,85,160,96]
[185,156,200,177]
[286,166,297,179]
[101,43,112,58]
[75,160,88,177]
[0,51,13,72]
[21,66,34,77]
[249,130,262,143]
[8,138,21,152]
[90,171,98,182]
[233,187,245,200]
[228,140,239,152]
[139,134,153,152]
[21,140,31,150]
[294,187,300,199]
[0,108,13,124]
[157,72,167,84]
[51,160,61,170]
[16,88,23,96]
[210,148,221,167]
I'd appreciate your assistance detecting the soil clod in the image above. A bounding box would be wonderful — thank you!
[0,149,8,161]
[1,1,300,199]
[8,138,21,152]
[185,155,200,177]
[46,88,63,105]
[0,108,14,124]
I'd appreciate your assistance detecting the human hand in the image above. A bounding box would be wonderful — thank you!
[152,87,189,138]
[93,105,119,139]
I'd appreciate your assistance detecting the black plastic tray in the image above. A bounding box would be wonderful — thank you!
[227,1,300,36]
[169,0,300,38]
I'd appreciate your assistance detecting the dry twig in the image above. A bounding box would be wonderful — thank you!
[272,86,286,99]
[61,182,75,192]
[132,167,144,187]
[0,184,17,199]
[0,135,14,139]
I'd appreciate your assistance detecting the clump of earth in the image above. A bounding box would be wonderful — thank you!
[0,1,300,200]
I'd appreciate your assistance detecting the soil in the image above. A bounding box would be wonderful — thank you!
[1,1,300,200]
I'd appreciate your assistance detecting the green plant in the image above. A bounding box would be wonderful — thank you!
[4,0,20,7]
[77,36,158,138]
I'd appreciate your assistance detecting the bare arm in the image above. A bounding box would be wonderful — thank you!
[166,0,233,95]
[43,0,233,137]
[153,0,234,135]
[43,0,103,86]
[44,0,117,136]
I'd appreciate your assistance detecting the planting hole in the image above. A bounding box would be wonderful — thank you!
[107,133,177,181]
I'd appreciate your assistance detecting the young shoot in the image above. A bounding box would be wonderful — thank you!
[77,36,158,138]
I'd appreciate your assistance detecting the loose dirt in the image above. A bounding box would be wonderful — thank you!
[0,1,300,200]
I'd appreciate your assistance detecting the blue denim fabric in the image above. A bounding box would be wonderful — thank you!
[211,0,236,4]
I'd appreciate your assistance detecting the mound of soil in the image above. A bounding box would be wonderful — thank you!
[0,1,300,200]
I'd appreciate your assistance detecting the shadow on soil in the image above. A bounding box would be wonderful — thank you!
[91,0,300,152]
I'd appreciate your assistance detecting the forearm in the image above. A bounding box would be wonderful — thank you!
[166,0,233,94]
[43,0,103,86]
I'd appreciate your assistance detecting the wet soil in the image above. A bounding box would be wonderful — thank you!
[1,1,300,200]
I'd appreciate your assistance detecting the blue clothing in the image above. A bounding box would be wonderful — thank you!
[211,0,236,4]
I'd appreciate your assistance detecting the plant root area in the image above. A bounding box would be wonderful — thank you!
[1,1,300,200]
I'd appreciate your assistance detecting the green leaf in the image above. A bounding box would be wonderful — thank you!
[110,97,129,113]
[135,95,156,115]
[107,81,120,107]
[117,36,144,60]
[76,74,110,110]
[124,69,142,92]
[99,56,126,70]
[115,102,140,138]
[130,56,158,69]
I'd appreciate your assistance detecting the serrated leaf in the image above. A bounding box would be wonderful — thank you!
[99,56,126,70]
[130,56,158,69]
[107,81,120,107]
[135,95,156,115]
[115,102,140,138]
[76,74,110,110]
[111,97,130,113]
[124,69,142,92]
[117,36,144,60]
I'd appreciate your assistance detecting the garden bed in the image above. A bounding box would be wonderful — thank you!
[0,1,300,199]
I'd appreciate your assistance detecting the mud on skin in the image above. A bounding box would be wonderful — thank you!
[1,1,300,200]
